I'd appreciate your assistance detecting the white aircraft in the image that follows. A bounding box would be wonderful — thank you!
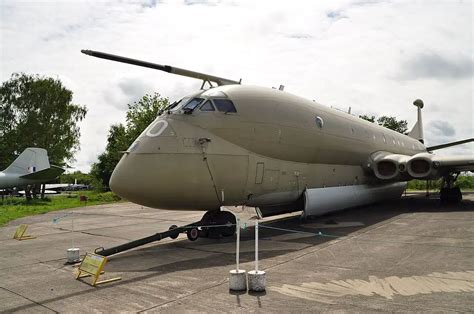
[0,148,64,189]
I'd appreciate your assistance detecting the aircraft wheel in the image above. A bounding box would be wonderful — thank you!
[440,188,448,204]
[200,210,236,238]
[218,211,237,237]
[187,227,199,241]
[440,187,463,204]
[169,225,179,239]
[452,186,462,203]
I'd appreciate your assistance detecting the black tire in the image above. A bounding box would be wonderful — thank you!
[219,211,237,237]
[199,210,236,238]
[440,188,448,204]
[453,186,462,203]
[169,225,179,239]
[187,227,199,241]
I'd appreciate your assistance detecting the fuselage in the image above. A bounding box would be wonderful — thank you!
[0,172,37,189]
[110,85,426,212]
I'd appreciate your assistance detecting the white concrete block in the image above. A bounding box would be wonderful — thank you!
[67,248,80,264]
[229,269,247,291]
[247,270,266,292]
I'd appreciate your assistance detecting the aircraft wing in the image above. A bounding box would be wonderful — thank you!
[431,155,474,174]
[19,165,64,181]
[427,138,473,151]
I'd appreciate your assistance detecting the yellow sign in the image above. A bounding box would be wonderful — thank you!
[76,253,121,286]
[79,253,105,276]
[13,224,35,240]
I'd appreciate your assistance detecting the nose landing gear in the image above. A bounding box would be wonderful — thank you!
[168,209,236,242]
[200,209,237,238]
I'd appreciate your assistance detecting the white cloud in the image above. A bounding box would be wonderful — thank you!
[1,0,472,172]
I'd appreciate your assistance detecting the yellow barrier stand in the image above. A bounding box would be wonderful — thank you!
[13,224,35,240]
[76,253,121,286]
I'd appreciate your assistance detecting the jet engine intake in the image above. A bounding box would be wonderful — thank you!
[406,153,437,179]
[369,152,410,180]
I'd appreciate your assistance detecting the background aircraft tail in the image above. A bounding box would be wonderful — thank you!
[3,148,51,175]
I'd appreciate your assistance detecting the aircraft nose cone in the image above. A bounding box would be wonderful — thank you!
[109,152,221,210]
[109,155,130,200]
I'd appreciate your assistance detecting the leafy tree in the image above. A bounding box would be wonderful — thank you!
[359,114,375,123]
[359,114,408,134]
[0,73,87,198]
[90,124,128,189]
[91,93,168,188]
[0,73,87,168]
[60,171,95,185]
[377,116,408,134]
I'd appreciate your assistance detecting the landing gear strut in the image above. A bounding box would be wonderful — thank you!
[440,173,462,204]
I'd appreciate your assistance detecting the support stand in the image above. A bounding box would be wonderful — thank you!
[13,224,35,240]
[76,253,121,286]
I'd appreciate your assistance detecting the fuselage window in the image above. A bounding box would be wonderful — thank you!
[214,99,237,113]
[382,134,387,144]
[200,100,215,111]
[183,98,205,111]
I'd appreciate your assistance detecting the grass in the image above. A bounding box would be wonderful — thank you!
[0,191,122,227]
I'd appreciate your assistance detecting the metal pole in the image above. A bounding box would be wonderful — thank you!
[71,211,74,248]
[255,219,259,272]
[236,218,240,271]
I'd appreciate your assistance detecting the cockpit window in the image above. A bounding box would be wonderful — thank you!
[183,98,204,111]
[213,99,237,113]
[168,97,190,112]
[199,100,215,111]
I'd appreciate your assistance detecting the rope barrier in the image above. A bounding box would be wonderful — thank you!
[177,221,341,239]
[52,212,73,223]
[258,225,341,238]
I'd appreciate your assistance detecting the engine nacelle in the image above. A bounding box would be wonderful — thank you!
[406,153,439,179]
[368,152,411,180]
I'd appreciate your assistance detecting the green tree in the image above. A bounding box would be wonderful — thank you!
[0,73,87,169]
[60,171,95,185]
[359,114,408,134]
[359,114,375,123]
[377,116,408,134]
[91,93,168,188]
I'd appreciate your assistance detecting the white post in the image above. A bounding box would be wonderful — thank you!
[229,216,246,291]
[248,218,266,292]
[71,211,74,248]
[236,218,240,271]
[66,211,80,264]
[255,219,259,272]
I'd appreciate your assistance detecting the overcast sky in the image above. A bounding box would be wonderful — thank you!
[1,0,472,172]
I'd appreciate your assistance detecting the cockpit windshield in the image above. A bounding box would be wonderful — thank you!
[183,98,204,111]
[166,97,190,113]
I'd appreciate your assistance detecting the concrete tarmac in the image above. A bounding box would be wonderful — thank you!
[0,192,473,312]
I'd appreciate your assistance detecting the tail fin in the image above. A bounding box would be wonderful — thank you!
[408,99,424,143]
[3,148,51,175]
